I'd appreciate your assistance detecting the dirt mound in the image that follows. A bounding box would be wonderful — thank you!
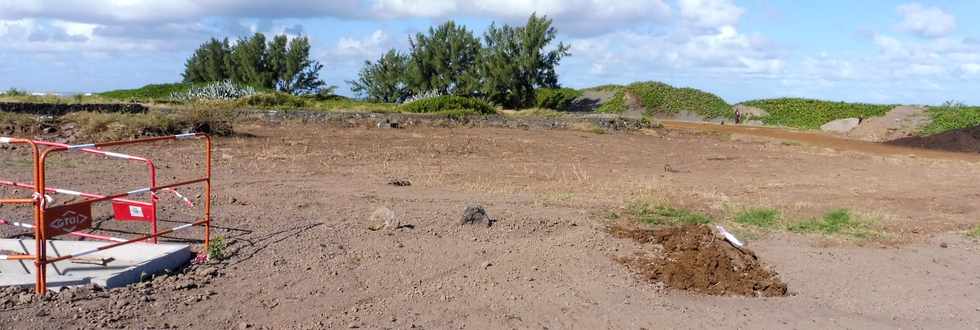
[611,224,787,297]
[886,125,980,153]
[848,106,929,142]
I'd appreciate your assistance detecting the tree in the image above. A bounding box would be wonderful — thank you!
[480,14,569,108]
[407,21,482,96]
[182,38,231,83]
[182,33,326,95]
[279,36,326,95]
[227,33,270,88]
[348,50,409,102]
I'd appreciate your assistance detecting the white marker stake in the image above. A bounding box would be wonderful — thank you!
[715,225,744,248]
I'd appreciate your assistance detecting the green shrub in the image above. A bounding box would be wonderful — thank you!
[580,84,624,92]
[596,81,732,119]
[170,81,256,102]
[241,92,309,108]
[310,98,398,113]
[505,108,565,118]
[734,208,781,228]
[208,236,227,260]
[62,108,235,141]
[741,98,894,129]
[921,102,980,135]
[788,209,876,238]
[968,225,980,238]
[534,88,582,111]
[400,95,495,114]
[626,201,712,226]
[3,88,28,96]
[98,83,200,101]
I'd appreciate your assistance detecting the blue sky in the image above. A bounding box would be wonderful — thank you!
[1,0,979,105]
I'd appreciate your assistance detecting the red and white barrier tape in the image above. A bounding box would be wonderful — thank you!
[127,187,151,197]
[67,143,96,151]
[163,188,194,207]
[0,137,11,144]
[100,151,139,160]
[32,192,53,208]
[0,218,128,242]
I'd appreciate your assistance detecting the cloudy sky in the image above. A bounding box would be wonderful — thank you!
[2,0,979,105]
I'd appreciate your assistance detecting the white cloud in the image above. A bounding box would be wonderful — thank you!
[371,0,671,36]
[678,0,743,29]
[372,0,459,18]
[896,3,956,38]
[334,30,391,58]
[0,1,363,24]
[961,63,980,76]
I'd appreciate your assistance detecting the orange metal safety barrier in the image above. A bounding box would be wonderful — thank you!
[0,133,212,294]
[0,139,168,243]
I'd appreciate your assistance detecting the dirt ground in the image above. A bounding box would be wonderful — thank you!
[2,121,980,329]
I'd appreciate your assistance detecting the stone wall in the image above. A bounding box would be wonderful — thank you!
[0,102,147,116]
[238,110,651,132]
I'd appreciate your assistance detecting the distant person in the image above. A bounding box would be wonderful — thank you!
[734,108,742,124]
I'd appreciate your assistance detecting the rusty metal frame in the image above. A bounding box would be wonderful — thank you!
[0,133,212,294]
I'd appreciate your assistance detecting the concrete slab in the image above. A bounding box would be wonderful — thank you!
[0,239,192,290]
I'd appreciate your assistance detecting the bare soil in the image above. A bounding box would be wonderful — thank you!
[888,125,980,154]
[2,121,980,329]
[848,106,930,142]
[611,224,787,297]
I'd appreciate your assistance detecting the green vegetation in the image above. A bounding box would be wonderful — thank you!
[740,98,894,129]
[479,14,569,108]
[504,108,565,118]
[625,200,712,226]
[788,209,876,239]
[63,107,235,141]
[355,14,569,109]
[734,208,781,228]
[580,84,624,93]
[3,88,28,96]
[535,88,582,111]
[207,236,227,261]
[98,83,200,101]
[406,21,483,96]
[967,225,980,239]
[241,92,310,108]
[597,81,732,119]
[921,101,980,135]
[349,50,410,103]
[400,95,495,114]
[171,81,257,102]
[309,98,397,113]
[182,33,327,95]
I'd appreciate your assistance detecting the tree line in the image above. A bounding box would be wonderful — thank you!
[182,34,325,95]
[349,14,569,108]
[181,14,569,109]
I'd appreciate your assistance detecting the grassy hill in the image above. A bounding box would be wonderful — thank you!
[740,98,895,129]
[595,81,732,119]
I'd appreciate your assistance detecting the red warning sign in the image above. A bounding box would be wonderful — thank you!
[44,202,93,237]
[112,201,155,222]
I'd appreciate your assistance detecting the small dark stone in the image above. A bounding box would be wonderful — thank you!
[388,178,412,187]
[940,242,948,248]
[461,205,494,227]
